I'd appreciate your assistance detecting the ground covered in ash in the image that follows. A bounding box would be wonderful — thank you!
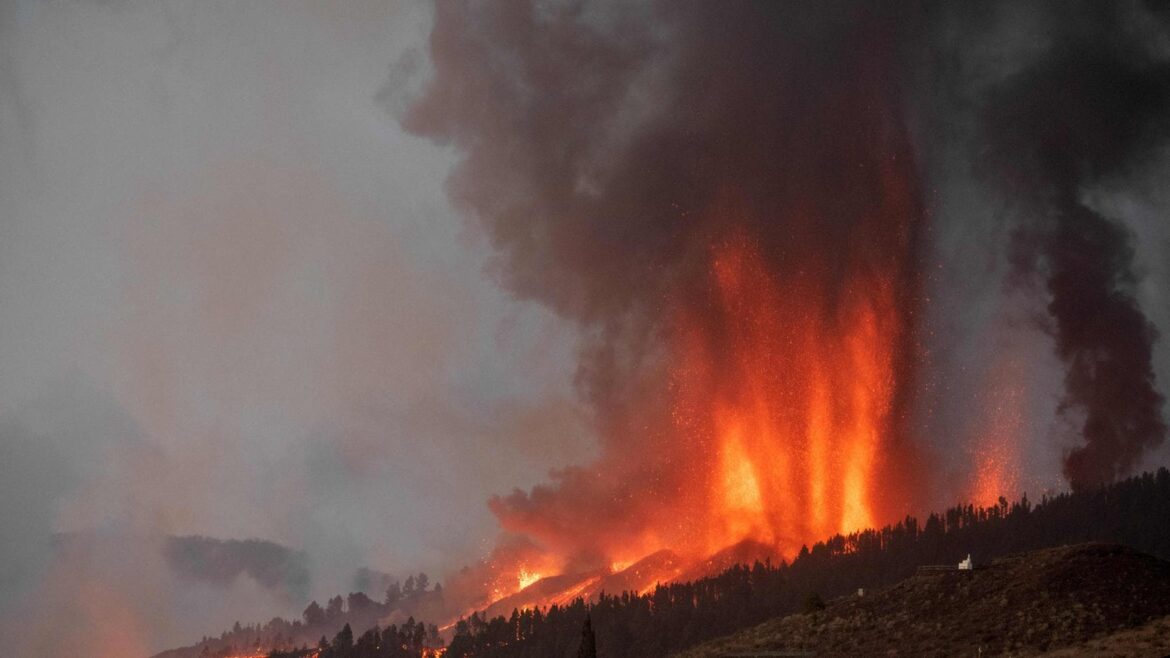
[673,543,1170,658]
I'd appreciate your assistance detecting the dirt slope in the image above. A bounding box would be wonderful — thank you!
[673,543,1170,658]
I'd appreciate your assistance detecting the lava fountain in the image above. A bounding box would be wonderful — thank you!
[409,2,933,613]
[672,180,923,559]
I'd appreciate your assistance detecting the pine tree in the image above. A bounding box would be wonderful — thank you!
[385,581,402,607]
[576,614,597,658]
[333,623,354,653]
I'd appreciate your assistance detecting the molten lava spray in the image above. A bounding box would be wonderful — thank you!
[674,216,921,555]
[967,353,1026,508]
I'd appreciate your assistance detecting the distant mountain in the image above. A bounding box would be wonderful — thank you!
[165,535,310,598]
[674,543,1170,657]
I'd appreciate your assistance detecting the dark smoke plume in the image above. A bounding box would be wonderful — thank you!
[401,0,1170,568]
[975,1,1170,488]
[403,0,928,560]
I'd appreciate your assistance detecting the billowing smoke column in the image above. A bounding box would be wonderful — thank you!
[405,1,927,571]
[976,2,1170,489]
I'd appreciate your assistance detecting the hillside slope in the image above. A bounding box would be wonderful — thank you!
[673,544,1170,658]
[1033,612,1170,658]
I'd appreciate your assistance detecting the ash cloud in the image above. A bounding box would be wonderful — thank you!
[0,1,587,653]
[405,0,1170,559]
[971,1,1170,488]
[403,1,931,560]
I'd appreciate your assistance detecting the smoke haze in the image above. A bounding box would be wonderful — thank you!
[0,1,588,654]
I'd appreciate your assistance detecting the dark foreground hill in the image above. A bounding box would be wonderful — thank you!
[674,543,1170,658]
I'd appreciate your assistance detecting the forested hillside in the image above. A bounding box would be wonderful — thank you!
[160,468,1170,658]
[443,468,1170,657]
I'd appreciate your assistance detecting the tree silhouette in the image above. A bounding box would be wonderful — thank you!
[333,623,354,653]
[384,581,401,606]
[576,614,597,658]
[303,600,325,626]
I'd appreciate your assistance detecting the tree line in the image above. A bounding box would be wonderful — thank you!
[443,467,1170,657]
[267,619,441,658]
[168,467,1170,658]
[160,574,442,658]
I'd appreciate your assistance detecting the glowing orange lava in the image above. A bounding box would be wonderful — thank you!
[673,230,912,557]
[517,568,541,590]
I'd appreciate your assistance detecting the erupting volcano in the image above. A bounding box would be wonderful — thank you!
[403,0,1170,616]
[11,2,1170,656]
[404,2,941,610]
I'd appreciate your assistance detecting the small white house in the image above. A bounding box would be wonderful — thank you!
[958,554,973,570]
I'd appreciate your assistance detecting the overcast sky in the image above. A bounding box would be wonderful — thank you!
[0,1,596,652]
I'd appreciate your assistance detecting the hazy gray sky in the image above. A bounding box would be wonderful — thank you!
[0,1,593,652]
